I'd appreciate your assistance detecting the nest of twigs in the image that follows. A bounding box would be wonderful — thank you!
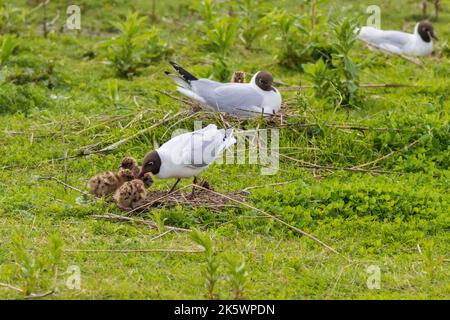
[120,187,248,214]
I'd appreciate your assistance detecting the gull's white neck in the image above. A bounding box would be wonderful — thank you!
[413,23,421,39]
[250,72,259,89]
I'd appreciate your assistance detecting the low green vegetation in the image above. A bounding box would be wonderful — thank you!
[103,12,170,79]
[0,0,449,299]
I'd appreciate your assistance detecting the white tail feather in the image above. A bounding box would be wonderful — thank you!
[221,128,236,151]
[176,87,207,104]
[166,73,191,89]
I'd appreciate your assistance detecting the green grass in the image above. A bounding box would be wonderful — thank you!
[0,0,449,299]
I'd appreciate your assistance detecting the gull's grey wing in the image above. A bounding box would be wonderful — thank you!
[371,31,410,47]
[191,82,264,116]
[359,28,410,51]
[181,126,229,168]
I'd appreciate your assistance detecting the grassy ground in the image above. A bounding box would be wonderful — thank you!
[0,0,449,299]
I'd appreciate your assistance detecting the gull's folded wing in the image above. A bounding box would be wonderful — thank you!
[359,28,411,52]
[192,82,264,115]
[180,126,234,168]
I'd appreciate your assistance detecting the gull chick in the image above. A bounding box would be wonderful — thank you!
[138,124,236,197]
[87,169,134,197]
[165,62,281,117]
[231,71,246,83]
[141,172,154,189]
[120,156,140,177]
[113,179,148,210]
[357,21,438,56]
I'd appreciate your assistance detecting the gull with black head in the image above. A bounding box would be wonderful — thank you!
[138,124,236,198]
[357,21,438,56]
[165,62,282,117]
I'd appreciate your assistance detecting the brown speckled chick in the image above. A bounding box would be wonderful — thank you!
[87,168,134,197]
[231,71,246,83]
[120,157,140,177]
[113,179,148,210]
[141,172,154,189]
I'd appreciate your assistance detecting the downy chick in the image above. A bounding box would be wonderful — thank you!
[230,71,246,83]
[120,156,140,177]
[141,172,154,189]
[87,169,134,197]
[113,179,148,210]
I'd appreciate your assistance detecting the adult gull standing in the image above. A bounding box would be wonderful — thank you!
[138,124,236,197]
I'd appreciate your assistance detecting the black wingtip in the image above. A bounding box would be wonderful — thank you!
[169,61,198,83]
[164,71,171,75]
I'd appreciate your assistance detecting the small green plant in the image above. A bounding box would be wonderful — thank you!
[304,18,362,108]
[202,16,238,81]
[203,17,238,58]
[0,83,49,114]
[104,12,146,78]
[0,35,18,67]
[152,210,167,232]
[210,56,233,82]
[264,9,311,69]
[142,27,172,64]
[420,240,444,280]
[303,58,337,101]
[225,255,248,300]
[106,79,120,106]
[104,12,170,79]
[7,61,59,88]
[8,233,63,296]
[304,0,328,30]
[194,0,216,28]
[11,234,40,296]
[46,235,63,277]
[237,0,269,49]
[190,229,220,300]
[0,4,30,34]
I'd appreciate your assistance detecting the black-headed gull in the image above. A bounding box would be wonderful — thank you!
[138,124,236,196]
[165,62,282,117]
[357,21,438,56]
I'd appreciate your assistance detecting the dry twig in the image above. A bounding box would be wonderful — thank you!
[92,213,190,233]
[39,176,91,197]
[63,248,203,254]
[280,83,426,92]
[98,111,186,152]
[351,140,419,169]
